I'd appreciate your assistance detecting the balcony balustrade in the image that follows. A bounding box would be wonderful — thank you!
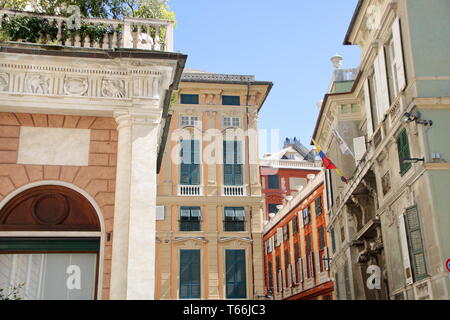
[0,9,173,51]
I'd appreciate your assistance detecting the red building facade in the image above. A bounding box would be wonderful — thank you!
[262,172,334,300]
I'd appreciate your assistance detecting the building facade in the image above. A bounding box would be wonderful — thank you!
[155,70,273,299]
[263,171,333,300]
[260,137,321,220]
[313,0,450,300]
[0,9,186,300]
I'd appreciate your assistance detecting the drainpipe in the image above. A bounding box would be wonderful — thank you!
[245,83,256,298]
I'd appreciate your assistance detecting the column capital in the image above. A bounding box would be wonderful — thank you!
[114,109,162,129]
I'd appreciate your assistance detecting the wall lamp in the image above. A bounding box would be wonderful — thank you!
[400,111,433,126]
[403,157,425,164]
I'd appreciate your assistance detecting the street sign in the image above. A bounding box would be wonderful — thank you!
[446,259,450,272]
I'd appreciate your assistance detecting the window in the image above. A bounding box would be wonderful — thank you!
[268,204,279,215]
[340,104,349,114]
[282,224,289,241]
[292,216,298,234]
[306,235,312,254]
[303,207,311,225]
[225,250,247,299]
[404,206,427,281]
[179,249,201,299]
[223,140,243,185]
[294,243,300,262]
[318,226,325,249]
[180,116,199,127]
[0,239,99,300]
[222,95,240,106]
[266,238,273,253]
[315,197,322,216]
[180,140,200,185]
[284,249,290,267]
[223,117,240,127]
[224,207,245,232]
[351,104,359,113]
[267,261,273,291]
[396,129,411,176]
[180,207,201,231]
[180,94,199,104]
[267,175,279,189]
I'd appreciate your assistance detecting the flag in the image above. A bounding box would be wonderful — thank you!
[331,127,354,157]
[326,118,354,157]
[312,139,348,184]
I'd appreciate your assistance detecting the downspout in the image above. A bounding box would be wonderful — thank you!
[246,83,256,299]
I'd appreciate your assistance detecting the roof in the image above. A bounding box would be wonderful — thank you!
[181,72,257,83]
[343,0,364,45]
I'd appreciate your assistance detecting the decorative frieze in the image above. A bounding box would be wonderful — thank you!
[0,62,163,99]
[0,72,10,91]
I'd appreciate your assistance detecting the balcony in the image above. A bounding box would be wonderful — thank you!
[0,9,173,51]
[178,185,203,196]
[222,185,246,196]
[259,159,322,170]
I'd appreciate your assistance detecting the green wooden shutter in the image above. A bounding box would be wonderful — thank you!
[404,206,427,281]
[225,250,247,298]
[223,141,243,185]
[180,140,200,185]
[191,140,200,185]
[397,129,411,175]
[180,249,201,298]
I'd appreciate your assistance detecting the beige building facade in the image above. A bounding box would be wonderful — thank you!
[313,0,450,300]
[155,70,272,299]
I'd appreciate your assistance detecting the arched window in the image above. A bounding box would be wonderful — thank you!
[0,185,101,300]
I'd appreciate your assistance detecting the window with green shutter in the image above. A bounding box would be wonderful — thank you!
[224,207,245,232]
[179,249,201,299]
[268,175,279,189]
[180,207,201,231]
[180,140,200,185]
[396,129,412,176]
[222,95,240,106]
[404,206,428,281]
[180,94,199,104]
[223,141,243,186]
[225,250,247,299]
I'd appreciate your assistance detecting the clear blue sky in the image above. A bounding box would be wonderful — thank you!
[170,0,361,153]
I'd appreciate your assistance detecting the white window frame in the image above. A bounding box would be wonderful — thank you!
[180,115,200,127]
[223,116,240,128]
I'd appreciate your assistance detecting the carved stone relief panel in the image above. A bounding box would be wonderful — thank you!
[101,78,126,98]
[0,72,9,91]
[25,74,50,94]
[63,76,89,96]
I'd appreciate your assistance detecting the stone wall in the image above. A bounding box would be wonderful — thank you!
[0,112,117,299]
